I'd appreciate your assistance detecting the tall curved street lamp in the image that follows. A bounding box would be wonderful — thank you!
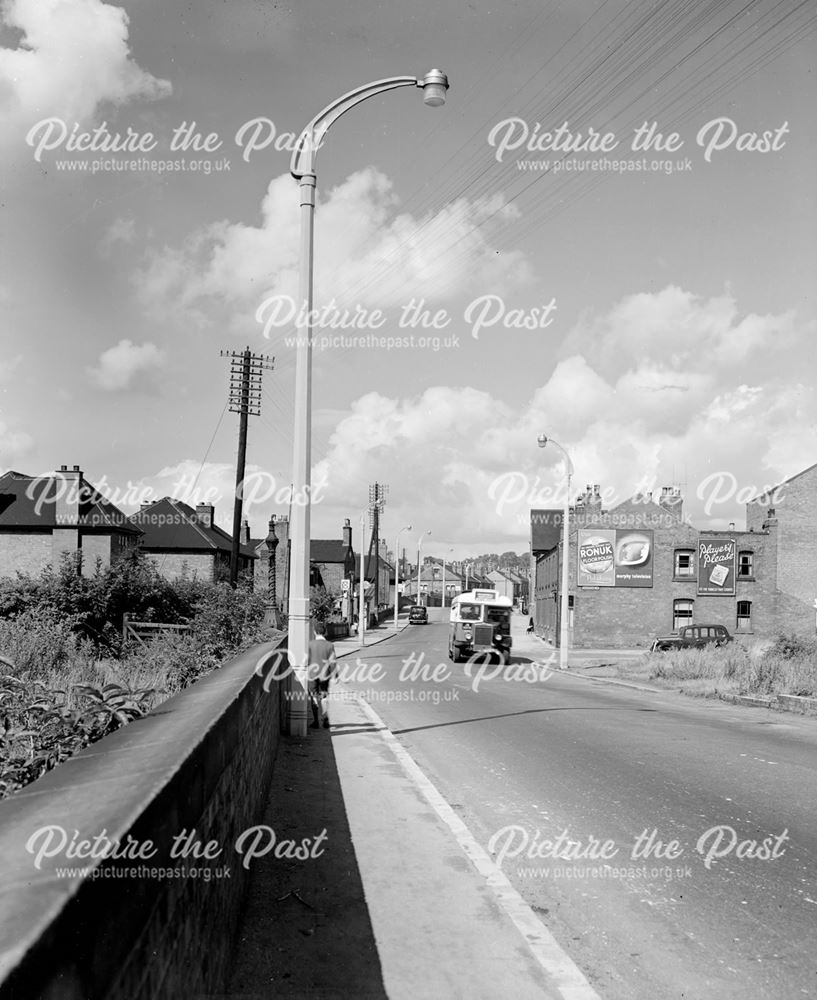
[285,72,449,736]
[537,435,573,671]
[394,524,412,629]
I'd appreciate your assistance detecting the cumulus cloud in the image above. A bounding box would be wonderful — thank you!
[0,0,170,139]
[304,288,816,543]
[100,215,136,252]
[120,460,305,529]
[88,339,164,391]
[135,167,533,335]
[0,419,33,461]
[560,285,798,380]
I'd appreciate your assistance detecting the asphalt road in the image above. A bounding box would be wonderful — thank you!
[338,614,817,1000]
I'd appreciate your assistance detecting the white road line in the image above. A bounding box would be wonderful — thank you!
[356,696,603,1000]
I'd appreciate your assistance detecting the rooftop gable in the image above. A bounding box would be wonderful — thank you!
[0,470,140,534]
[129,497,255,557]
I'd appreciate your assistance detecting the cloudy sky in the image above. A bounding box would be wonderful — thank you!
[1,0,815,557]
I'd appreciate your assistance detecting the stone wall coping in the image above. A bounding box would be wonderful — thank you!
[0,638,285,993]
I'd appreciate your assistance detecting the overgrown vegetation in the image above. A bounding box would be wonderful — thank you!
[615,633,817,699]
[0,554,280,797]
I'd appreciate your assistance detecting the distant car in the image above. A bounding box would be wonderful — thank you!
[651,624,734,652]
[408,606,428,624]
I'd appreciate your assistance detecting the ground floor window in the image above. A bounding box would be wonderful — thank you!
[673,598,694,629]
[736,600,752,629]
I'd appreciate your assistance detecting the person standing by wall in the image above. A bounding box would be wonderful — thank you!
[308,625,337,729]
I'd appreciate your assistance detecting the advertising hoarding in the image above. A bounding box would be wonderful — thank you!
[697,538,736,596]
[578,529,653,588]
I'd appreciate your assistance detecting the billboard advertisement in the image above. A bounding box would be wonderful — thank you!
[578,530,654,588]
[697,538,736,596]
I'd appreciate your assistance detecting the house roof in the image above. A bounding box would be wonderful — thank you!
[311,539,353,564]
[0,470,141,534]
[129,497,256,557]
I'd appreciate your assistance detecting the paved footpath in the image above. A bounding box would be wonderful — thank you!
[222,613,590,1000]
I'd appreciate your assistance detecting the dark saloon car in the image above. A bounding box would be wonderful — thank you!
[408,606,428,624]
[651,623,734,652]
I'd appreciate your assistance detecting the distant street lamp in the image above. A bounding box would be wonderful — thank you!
[285,71,449,736]
[537,435,573,670]
[394,524,412,629]
[416,530,431,606]
[441,546,454,609]
[358,512,367,648]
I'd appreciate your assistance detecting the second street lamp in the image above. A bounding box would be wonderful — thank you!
[285,71,449,736]
[394,524,412,629]
[416,530,431,606]
[538,434,573,671]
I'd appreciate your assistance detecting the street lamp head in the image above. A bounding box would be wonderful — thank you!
[420,69,448,107]
[537,434,548,449]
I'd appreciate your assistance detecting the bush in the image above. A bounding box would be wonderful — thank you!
[0,557,283,797]
[309,586,337,626]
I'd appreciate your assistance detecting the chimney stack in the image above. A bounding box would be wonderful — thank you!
[342,518,352,548]
[54,464,82,526]
[658,486,683,519]
[195,503,215,529]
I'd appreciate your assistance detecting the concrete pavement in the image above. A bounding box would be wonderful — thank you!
[509,612,646,669]
[225,611,588,999]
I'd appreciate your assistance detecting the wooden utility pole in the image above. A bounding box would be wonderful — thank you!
[368,482,388,610]
[221,347,274,587]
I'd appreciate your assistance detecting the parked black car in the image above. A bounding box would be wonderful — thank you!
[651,624,734,652]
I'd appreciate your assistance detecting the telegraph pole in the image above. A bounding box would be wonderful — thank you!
[368,482,388,610]
[221,347,274,587]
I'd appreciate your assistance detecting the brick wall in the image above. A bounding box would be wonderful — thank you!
[0,532,52,577]
[144,551,217,582]
[0,639,287,1000]
[81,533,112,575]
[317,562,345,594]
[746,464,817,637]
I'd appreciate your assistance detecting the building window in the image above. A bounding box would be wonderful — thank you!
[737,600,752,629]
[673,599,694,629]
[674,550,695,577]
[738,551,754,579]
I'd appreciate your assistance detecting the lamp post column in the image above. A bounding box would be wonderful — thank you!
[285,72,448,735]
[286,168,317,737]
[358,513,366,647]
[394,525,411,629]
[537,435,573,671]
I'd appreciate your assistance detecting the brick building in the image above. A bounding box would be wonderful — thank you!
[746,462,817,628]
[311,519,356,595]
[531,472,805,648]
[0,466,141,577]
[129,498,255,582]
